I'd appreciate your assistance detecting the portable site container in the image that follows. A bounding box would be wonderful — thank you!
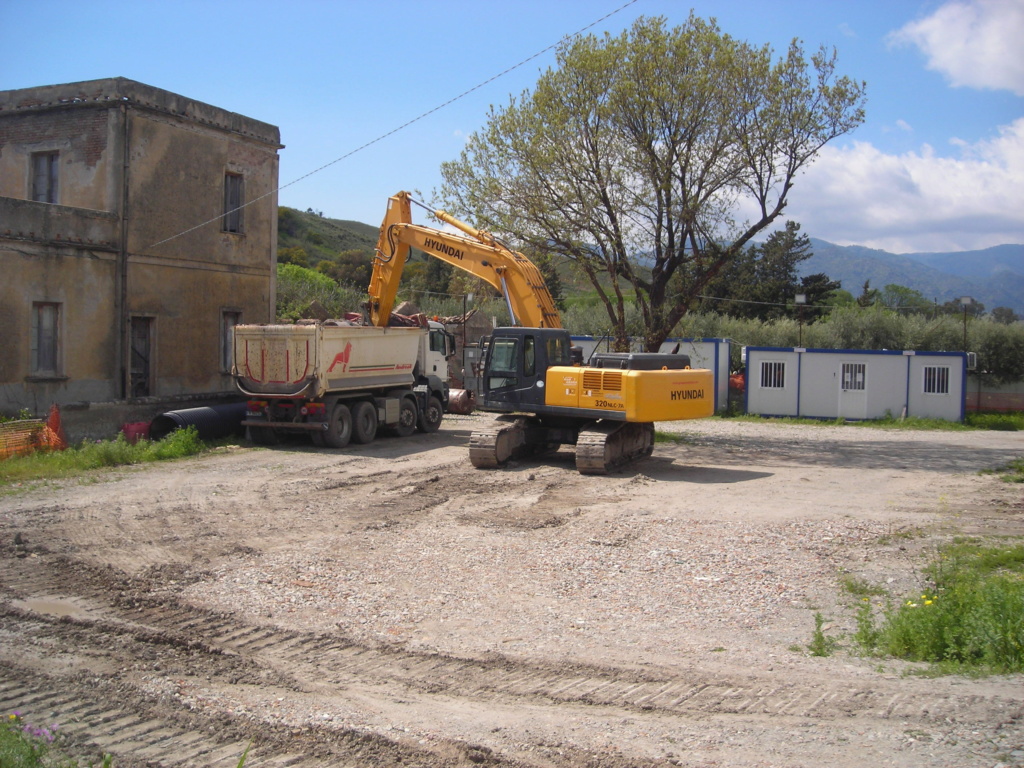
[744,347,967,422]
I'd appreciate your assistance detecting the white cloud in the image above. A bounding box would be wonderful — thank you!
[895,119,913,132]
[890,0,1024,96]
[783,117,1024,252]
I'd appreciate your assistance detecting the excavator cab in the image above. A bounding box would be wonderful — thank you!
[479,327,573,412]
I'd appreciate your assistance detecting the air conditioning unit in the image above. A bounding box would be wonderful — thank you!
[966,351,977,371]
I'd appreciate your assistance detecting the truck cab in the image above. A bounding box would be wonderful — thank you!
[421,321,455,382]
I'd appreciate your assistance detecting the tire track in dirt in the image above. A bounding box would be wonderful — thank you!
[3,550,1021,747]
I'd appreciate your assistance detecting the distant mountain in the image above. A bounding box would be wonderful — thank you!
[803,239,1024,315]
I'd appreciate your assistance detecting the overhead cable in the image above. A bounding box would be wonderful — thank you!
[147,0,641,251]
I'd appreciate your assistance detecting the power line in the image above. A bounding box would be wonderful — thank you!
[147,0,641,252]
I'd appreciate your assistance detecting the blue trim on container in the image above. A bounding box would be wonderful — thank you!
[745,345,965,359]
[905,354,912,418]
[960,352,967,422]
[796,350,802,417]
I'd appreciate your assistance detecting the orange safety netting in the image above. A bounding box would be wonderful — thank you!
[0,404,68,460]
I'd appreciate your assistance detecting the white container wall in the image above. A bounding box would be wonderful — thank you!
[744,348,966,422]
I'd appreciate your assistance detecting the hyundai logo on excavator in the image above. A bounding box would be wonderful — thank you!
[423,237,464,260]
[671,389,706,401]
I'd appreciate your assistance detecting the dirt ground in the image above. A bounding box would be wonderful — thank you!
[1,415,1023,768]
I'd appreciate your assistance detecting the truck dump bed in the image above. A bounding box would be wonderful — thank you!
[233,323,423,398]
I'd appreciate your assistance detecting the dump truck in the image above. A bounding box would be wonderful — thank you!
[233,318,454,447]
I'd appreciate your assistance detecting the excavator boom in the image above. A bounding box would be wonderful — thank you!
[368,192,561,329]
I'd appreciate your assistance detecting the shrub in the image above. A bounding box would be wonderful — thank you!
[854,542,1024,673]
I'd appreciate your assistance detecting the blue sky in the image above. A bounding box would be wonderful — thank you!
[3,0,1022,253]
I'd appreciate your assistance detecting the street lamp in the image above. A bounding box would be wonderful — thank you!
[795,293,807,347]
[961,296,974,352]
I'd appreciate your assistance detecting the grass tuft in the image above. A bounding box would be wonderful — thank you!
[0,427,210,487]
[852,541,1024,674]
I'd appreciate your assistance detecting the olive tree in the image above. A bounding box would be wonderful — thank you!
[439,14,866,350]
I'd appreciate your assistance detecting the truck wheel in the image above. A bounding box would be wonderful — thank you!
[323,403,352,449]
[416,395,443,433]
[393,397,417,438]
[249,425,279,446]
[350,400,378,444]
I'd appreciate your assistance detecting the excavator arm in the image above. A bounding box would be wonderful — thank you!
[368,191,561,329]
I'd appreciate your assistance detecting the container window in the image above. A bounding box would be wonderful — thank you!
[842,362,866,391]
[923,366,950,395]
[760,360,785,389]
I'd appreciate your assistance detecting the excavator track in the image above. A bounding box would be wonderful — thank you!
[468,415,530,468]
[576,421,655,475]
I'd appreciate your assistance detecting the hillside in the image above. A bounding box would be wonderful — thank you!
[278,206,378,259]
[277,207,1023,316]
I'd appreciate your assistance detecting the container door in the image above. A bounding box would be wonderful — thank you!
[838,361,867,419]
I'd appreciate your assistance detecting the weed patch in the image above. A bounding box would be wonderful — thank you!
[0,427,210,486]
[852,541,1024,674]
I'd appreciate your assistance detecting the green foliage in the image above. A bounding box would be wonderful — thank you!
[277,246,308,267]
[440,13,865,350]
[967,412,1024,431]
[553,306,1024,385]
[980,458,1024,483]
[840,575,889,598]
[991,306,1020,325]
[1,711,112,767]
[854,542,1024,674]
[276,263,364,321]
[0,427,210,486]
[700,222,839,322]
[0,408,35,424]
[807,612,838,657]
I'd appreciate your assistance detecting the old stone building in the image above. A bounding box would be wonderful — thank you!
[0,78,281,435]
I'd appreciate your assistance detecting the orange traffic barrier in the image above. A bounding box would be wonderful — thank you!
[0,404,68,460]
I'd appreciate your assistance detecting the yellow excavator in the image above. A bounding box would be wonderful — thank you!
[368,191,714,474]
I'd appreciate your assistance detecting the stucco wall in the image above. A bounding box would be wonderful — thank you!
[0,78,280,420]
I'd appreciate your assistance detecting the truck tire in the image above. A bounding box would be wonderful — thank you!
[249,425,279,446]
[323,403,353,449]
[416,395,443,433]
[392,397,417,438]
[350,400,378,444]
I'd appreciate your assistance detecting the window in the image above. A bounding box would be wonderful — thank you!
[31,151,59,204]
[760,360,785,389]
[31,302,61,376]
[841,362,866,391]
[488,337,519,389]
[546,334,571,366]
[923,365,950,395]
[429,328,448,354]
[130,317,154,398]
[223,172,244,233]
[222,311,241,371]
[523,335,536,377]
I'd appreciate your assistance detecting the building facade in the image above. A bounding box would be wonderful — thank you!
[0,78,281,421]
